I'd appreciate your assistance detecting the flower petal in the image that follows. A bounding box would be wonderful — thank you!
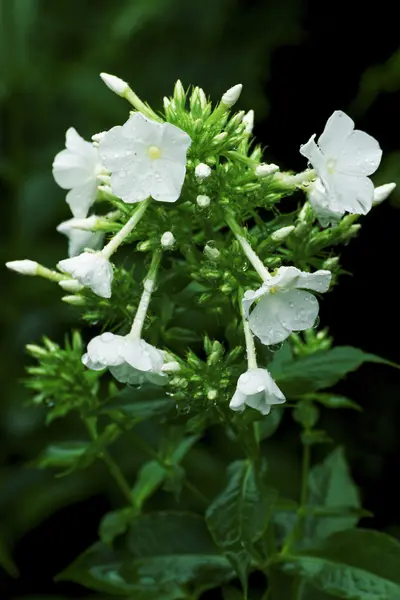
[336,130,382,176]
[58,252,113,298]
[160,122,192,162]
[277,289,319,332]
[151,158,186,203]
[121,338,161,372]
[123,113,163,147]
[110,164,152,204]
[83,332,126,369]
[248,295,291,346]
[53,149,94,189]
[66,180,98,218]
[99,124,142,172]
[295,269,331,292]
[334,173,374,215]
[299,134,326,174]
[57,219,104,257]
[229,389,246,412]
[110,363,147,385]
[242,285,268,318]
[66,128,98,162]
[268,266,301,289]
[317,111,354,156]
[308,179,344,227]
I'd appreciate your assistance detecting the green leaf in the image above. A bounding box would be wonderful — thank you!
[131,460,166,510]
[98,384,175,421]
[0,536,18,577]
[305,447,361,541]
[255,407,284,441]
[35,441,90,469]
[99,508,133,546]
[56,541,185,598]
[312,394,362,411]
[124,511,234,591]
[280,529,400,600]
[270,346,388,397]
[205,459,277,549]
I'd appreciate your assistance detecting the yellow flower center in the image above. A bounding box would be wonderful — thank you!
[326,158,337,174]
[269,286,278,295]
[148,145,161,159]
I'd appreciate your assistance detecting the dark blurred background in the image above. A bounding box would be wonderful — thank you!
[1,0,400,598]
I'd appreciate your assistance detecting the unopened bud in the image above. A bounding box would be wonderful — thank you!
[204,243,220,261]
[373,182,396,205]
[270,225,295,242]
[255,163,279,177]
[212,132,228,144]
[100,72,129,97]
[162,361,180,373]
[59,279,84,293]
[26,344,48,358]
[163,96,171,110]
[6,259,39,275]
[160,231,175,249]
[221,84,243,108]
[97,174,111,185]
[137,240,153,252]
[207,389,218,401]
[195,163,212,181]
[197,194,211,208]
[173,79,186,104]
[242,110,254,134]
[62,295,86,306]
[322,256,340,270]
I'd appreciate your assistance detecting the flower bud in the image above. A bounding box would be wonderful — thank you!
[255,163,279,177]
[212,132,228,144]
[221,84,243,108]
[160,231,175,249]
[373,182,396,205]
[242,109,254,134]
[173,79,186,105]
[195,163,212,181]
[62,295,86,306]
[270,225,295,242]
[59,279,84,293]
[6,259,39,275]
[100,72,129,97]
[204,243,220,261]
[197,194,211,208]
[163,96,171,110]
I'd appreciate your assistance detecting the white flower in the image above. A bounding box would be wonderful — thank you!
[6,259,39,275]
[100,72,129,97]
[195,163,212,181]
[82,332,166,385]
[221,84,243,108]
[308,178,343,227]
[243,266,331,346]
[99,113,191,204]
[57,217,104,257]
[197,194,211,208]
[57,252,113,298]
[373,182,396,205]
[229,368,285,415]
[53,128,103,218]
[300,110,382,216]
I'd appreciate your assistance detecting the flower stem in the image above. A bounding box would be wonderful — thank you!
[239,289,257,370]
[124,89,163,122]
[129,249,162,339]
[273,169,316,189]
[101,198,150,259]
[225,211,269,281]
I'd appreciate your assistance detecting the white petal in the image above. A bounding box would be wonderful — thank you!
[264,377,286,404]
[99,124,140,172]
[120,339,157,372]
[248,295,291,346]
[336,130,382,176]
[299,134,326,174]
[110,164,152,204]
[58,252,113,298]
[245,391,268,413]
[151,158,186,203]
[66,128,98,161]
[242,285,268,317]
[308,179,344,227]
[123,113,163,147]
[317,111,354,156]
[277,289,319,332]
[237,368,270,396]
[295,270,331,292]
[52,149,93,189]
[109,363,147,385]
[229,389,246,412]
[334,174,374,215]
[160,122,191,162]
[57,218,104,256]
[83,332,126,369]
[267,266,301,289]
[66,180,98,218]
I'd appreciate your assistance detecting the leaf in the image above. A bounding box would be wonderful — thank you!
[205,459,277,549]
[98,384,175,422]
[131,460,166,510]
[124,512,234,590]
[312,394,362,411]
[255,407,284,441]
[35,441,90,469]
[305,447,361,541]
[99,508,133,546]
[269,346,388,397]
[55,541,185,598]
[280,529,400,600]
[0,536,18,577]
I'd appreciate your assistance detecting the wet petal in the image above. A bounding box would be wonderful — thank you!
[300,134,326,173]
[295,270,331,292]
[336,130,382,176]
[53,150,93,189]
[66,180,97,218]
[229,389,246,412]
[277,289,319,332]
[248,295,291,346]
[151,157,187,203]
[84,332,126,369]
[317,111,354,156]
[334,173,374,215]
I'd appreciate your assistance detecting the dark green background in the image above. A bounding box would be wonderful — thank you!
[1,0,400,597]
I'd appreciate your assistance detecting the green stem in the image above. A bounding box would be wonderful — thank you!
[84,417,133,505]
[225,211,269,281]
[129,249,162,339]
[101,198,150,259]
